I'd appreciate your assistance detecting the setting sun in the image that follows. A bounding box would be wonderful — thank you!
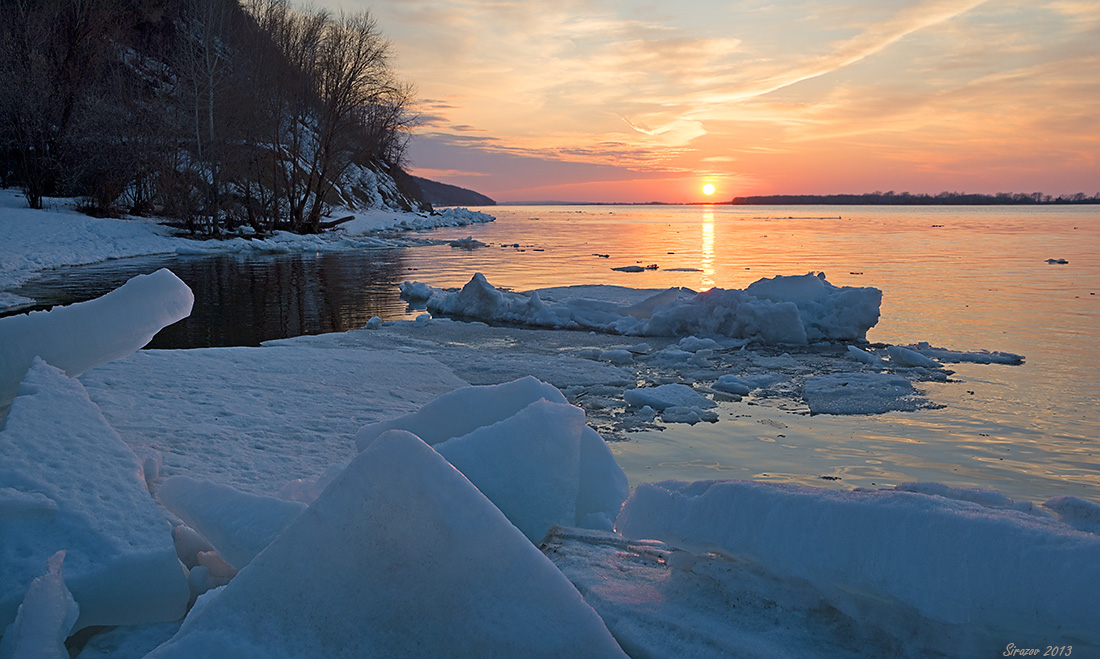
[702,183,716,196]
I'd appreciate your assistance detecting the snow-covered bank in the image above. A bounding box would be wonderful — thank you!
[0,188,493,312]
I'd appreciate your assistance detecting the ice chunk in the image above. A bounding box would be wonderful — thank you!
[156,477,307,569]
[617,479,1100,652]
[886,345,941,369]
[355,376,567,450]
[660,406,719,424]
[0,551,78,659]
[1045,496,1100,535]
[398,280,435,301]
[846,344,883,365]
[802,372,926,414]
[146,432,627,658]
[678,336,719,352]
[0,360,188,631]
[433,400,585,542]
[624,384,715,411]
[599,349,634,365]
[0,269,193,409]
[744,272,882,342]
[906,342,1024,365]
[712,374,753,396]
[576,427,630,529]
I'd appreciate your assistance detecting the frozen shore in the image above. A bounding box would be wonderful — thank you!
[1,197,1096,657]
[2,267,1096,657]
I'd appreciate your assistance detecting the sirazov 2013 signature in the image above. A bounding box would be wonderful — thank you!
[1003,644,1073,656]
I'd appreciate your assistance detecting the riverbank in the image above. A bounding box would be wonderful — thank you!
[0,188,493,312]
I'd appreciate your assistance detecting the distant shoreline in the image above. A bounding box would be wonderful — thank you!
[494,192,1100,207]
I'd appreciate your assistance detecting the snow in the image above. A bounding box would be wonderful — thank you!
[0,360,189,632]
[412,272,881,344]
[155,477,306,569]
[146,431,627,658]
[0,551,78,659]
[616,479,1100,653]
[0,269,193,410]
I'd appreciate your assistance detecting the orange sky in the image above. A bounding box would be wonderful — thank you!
[322,0,1099,203]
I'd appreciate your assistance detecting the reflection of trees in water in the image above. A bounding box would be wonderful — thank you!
[7,252,410,349]
[150,252,409,348]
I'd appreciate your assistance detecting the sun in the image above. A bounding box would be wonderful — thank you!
[702,183,716,196]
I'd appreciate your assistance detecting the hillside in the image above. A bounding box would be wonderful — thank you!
[0,0,427,234]
[412,177,496,207]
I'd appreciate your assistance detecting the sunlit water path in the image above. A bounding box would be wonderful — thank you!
[12,204,1100,503]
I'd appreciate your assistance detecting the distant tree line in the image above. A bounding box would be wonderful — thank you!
[729,191,1100,205]
[0,0,420,234]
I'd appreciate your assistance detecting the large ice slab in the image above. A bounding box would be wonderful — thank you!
[146,431,627,658]
[0,268,193,409]
[617,479,1100,653]
[0,360,189,631]
[409,272,880,344]
[357,379,629,538]
[432,401,584,541]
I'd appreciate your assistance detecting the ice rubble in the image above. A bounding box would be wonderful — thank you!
[0,361,189,632]
[617,479,1100,653]
[0,269,193,409]
[146,432,627,659]
[802,372,928,415]
[404,271,881,344]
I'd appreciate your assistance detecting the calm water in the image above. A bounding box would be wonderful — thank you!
[11,204,1100,502]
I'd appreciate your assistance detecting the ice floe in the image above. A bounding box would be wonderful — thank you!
[407,271,881,344]
[0,269,193,409]
[617,479,1100,653]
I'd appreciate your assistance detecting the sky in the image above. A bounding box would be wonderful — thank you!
[316,0,1099,203]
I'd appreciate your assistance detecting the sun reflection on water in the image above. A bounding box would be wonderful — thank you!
[701,209,715,289]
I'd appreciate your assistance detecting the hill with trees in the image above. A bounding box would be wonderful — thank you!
[411,177,495,207]
[0,0,427,235]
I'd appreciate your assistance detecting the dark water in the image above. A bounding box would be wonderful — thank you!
[5,250,421,348]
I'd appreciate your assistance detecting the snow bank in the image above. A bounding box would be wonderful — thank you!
[411,272,880,344]
[0,360,188,632]
[155,477,306,569]
[146,431,626,658]
[357,378,629,538]
[0,269,193,409]
[617,479,1100,652]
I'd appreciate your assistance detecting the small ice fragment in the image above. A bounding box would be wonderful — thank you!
[364,316,383,330]
[886,345,941,369]
[713,375,752,396]
[0,551,78,659]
